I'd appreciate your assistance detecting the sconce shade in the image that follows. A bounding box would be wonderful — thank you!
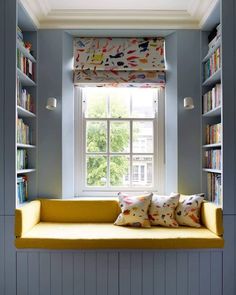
[184,97,194,110]
[46,97,57,110]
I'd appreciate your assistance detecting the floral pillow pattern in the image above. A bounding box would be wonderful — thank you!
[114,192,152,228]
[175,194,204,227]
[148,193,180,227]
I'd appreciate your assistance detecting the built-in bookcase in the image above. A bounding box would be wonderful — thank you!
[16,2,37,206]
[201,0,222,207]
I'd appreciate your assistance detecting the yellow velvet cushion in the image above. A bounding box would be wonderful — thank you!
[201,202,223,236]
[40,198,121,223]
[15,222,224,249]
[15,200,41,237]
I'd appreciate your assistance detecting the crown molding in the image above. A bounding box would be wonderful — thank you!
[34,9,200,29]
[19,0,219,30]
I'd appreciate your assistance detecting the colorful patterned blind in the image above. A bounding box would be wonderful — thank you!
[73,37,166,86]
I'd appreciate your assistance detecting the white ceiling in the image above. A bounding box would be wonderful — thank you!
[20,0,219,29]
[49,0,189,11]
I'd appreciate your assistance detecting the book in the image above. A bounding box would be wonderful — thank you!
[203,47,221,81]
[17,48,35,81]
[204,149,221,170]
[207,172,222,206]
[206,123,222,144]
[17,176,28,204]
[203,83,221,113]
[17,118,32,144]
[17,149,28,170]
[16,77,35,113]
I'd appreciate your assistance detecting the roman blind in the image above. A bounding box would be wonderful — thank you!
[73,37,165,87]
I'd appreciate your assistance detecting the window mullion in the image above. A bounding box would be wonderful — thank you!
[107,95,110,188]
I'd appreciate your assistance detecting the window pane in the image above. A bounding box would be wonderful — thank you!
[133,121,153,153]
[85,88,107,118]
[86,155,107,186]
[131,88,155,118]
[110,156,130,186]
[110,121,130,153]
[110,89,130,118]
[86,121,107,152]
[132,155,153,187]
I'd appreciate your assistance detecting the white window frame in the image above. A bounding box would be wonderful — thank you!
[74,87,165,197]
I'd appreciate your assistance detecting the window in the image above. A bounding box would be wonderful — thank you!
[75,87,165,196]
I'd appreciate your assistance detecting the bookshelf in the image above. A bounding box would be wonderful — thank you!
[16,2,37,206]
[201,0,222,207]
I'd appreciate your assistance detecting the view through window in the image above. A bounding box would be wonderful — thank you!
[75,87,164,194]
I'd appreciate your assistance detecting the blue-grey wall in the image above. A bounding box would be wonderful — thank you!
[62,32,74,197]
[165,30,201,194]
[37,30,74,198]
[0,0,5,216]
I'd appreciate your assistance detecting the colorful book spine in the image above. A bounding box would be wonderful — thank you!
[16,77,35,113]
[17,176,28,204]
[206,123,222,144]
[203,83,221,113]
[17,48,35,81]
[204,149,222,170]
[17,118,32,144]
[17,149,28,170]
[204,47,221,81]
[207,173,222,206]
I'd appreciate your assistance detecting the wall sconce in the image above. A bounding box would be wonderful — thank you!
[46,97,57,110]
[183,97,194,110]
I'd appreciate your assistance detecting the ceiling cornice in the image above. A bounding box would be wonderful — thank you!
[19,0,220,30]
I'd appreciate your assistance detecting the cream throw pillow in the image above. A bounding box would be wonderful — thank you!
[175,194,204,227]
[148,193,180,227]
[114,192,152,228]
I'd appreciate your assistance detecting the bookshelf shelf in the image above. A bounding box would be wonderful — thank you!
[17,105,36,118]
[202,68,221,87]
[16,3,38,207]
[17,169,36,174]
[17,143,36,148]
[202,168,222,174]
[202,143,222,148]
[201,6,222,206]
[17,68,36,86]
[202,37,221,63]
[202,106,221,117]
[17,40,36,63]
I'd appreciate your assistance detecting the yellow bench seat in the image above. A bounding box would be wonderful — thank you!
[15,198,224,249]
[15,222,224,249]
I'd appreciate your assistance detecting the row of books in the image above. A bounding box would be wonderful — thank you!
[17,176,28,204]
[206,123,222,144]
[204,149,221,170]
[17,118,32,144]
[17,78,35,113]
[17,48,35,81]
[17,149,28,170]
[207,173,222,206]
[204,47,221,81]
[203,83,221,113]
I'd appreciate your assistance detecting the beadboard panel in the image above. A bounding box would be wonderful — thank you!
[16,250,224,295]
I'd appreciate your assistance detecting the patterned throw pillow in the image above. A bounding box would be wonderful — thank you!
[114,192,152,228]
[148,193,180,227]
[175,194,204,227]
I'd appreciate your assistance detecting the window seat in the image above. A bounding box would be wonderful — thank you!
[15,198,224,250]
